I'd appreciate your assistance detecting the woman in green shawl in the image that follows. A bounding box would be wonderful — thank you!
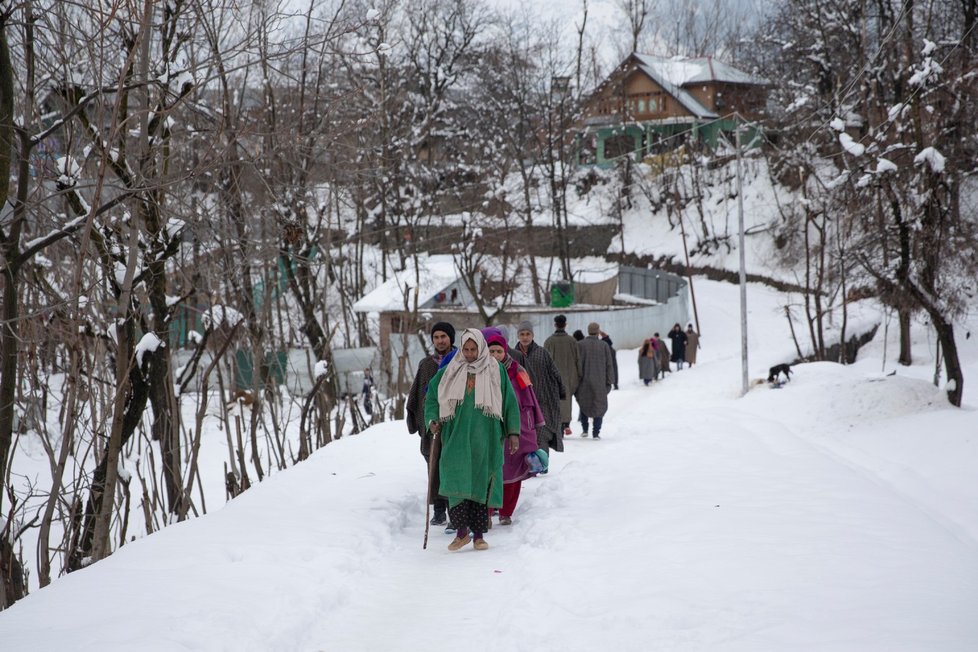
[425,328,521,551]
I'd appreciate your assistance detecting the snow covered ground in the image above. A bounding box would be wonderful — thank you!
[2,278,976,651]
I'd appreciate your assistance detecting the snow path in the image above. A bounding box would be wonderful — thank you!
[291,369,978,652]
[5,360,975,651]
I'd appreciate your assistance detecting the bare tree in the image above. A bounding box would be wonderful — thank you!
[617,0,656,55]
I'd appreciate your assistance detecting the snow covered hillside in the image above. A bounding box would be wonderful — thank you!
[2,279,976,651]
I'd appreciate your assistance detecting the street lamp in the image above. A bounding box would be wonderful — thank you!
[551,76,571,97]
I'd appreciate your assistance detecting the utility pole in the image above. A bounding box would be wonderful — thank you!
[736,120,749,396]
[676,190,701,335]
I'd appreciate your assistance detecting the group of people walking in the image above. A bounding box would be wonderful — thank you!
[638,323,699,385]
[405,315,616,552]
[544,315,617,440]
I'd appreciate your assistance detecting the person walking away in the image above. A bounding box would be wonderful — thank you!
[424,329,521,551]
[361,368,375,418]
[600,330,619,390]
[653,332,670,380]
[544,314,581,437]
[515,321,566,459]
[406,322,457,527]
[638,339,657,386]
[485,331,544,525]
[668,323,688,370]
[685,324,700,367]
[576,322,615,438]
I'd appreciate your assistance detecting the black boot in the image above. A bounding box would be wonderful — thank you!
[430,511,447,526]
[431,497,448,526]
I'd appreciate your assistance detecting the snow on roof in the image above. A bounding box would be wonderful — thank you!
[353,255,460,313]
[631,54,769,120]
[640,55,768,86]
[575,263,619,284]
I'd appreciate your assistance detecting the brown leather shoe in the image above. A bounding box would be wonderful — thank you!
[473,538,489,550]
[447,535,471,551]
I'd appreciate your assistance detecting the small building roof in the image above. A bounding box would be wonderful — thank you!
[635,54,768,87]
[353,255,461,313]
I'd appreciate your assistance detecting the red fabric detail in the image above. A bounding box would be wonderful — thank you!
[501,481,522,518]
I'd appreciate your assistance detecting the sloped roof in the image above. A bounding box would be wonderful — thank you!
[636,54,768,87]
[606,54,770,121]
[353,255,461,313]
[632,54,716,119]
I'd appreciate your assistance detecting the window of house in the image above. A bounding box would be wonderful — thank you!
[638,99,646,112]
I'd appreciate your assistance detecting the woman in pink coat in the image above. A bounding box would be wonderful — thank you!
[484,330,545,525]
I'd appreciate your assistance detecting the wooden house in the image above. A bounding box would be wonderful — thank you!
[576,53,769,166]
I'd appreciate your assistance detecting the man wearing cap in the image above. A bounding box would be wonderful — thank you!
[576,322,615,439]
[515,321,566,455]
[406,321,457,526]
[544,314,581,436]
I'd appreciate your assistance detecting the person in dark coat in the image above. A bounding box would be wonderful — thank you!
[599,330,619,390]
[668,322,688,370]
[638,339,657,385]
[685,324,700,366]
[361,368,375,417]
[544,314,581,436]
[406,321,457,526]
[575,322,615,438]
[515,321,566,454]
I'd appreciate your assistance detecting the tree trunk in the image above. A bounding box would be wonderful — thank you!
[0,537,25,609]
[897,308,912,366]
[66,315,151,572]
[0,17,16,519]
[37,349,82,587]
[931,314,963,407]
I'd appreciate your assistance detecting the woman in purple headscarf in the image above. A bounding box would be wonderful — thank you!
[483,328,545,525]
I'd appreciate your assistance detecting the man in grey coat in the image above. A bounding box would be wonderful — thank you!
[516,321,566,453]
[576,322,615,439]
[544,314,581,436]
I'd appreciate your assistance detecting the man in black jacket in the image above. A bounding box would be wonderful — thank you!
[406,321,456,526]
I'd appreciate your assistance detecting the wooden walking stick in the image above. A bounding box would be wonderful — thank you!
[423,430,441,549]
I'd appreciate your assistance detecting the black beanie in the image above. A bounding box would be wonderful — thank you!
[430,321,456,344]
